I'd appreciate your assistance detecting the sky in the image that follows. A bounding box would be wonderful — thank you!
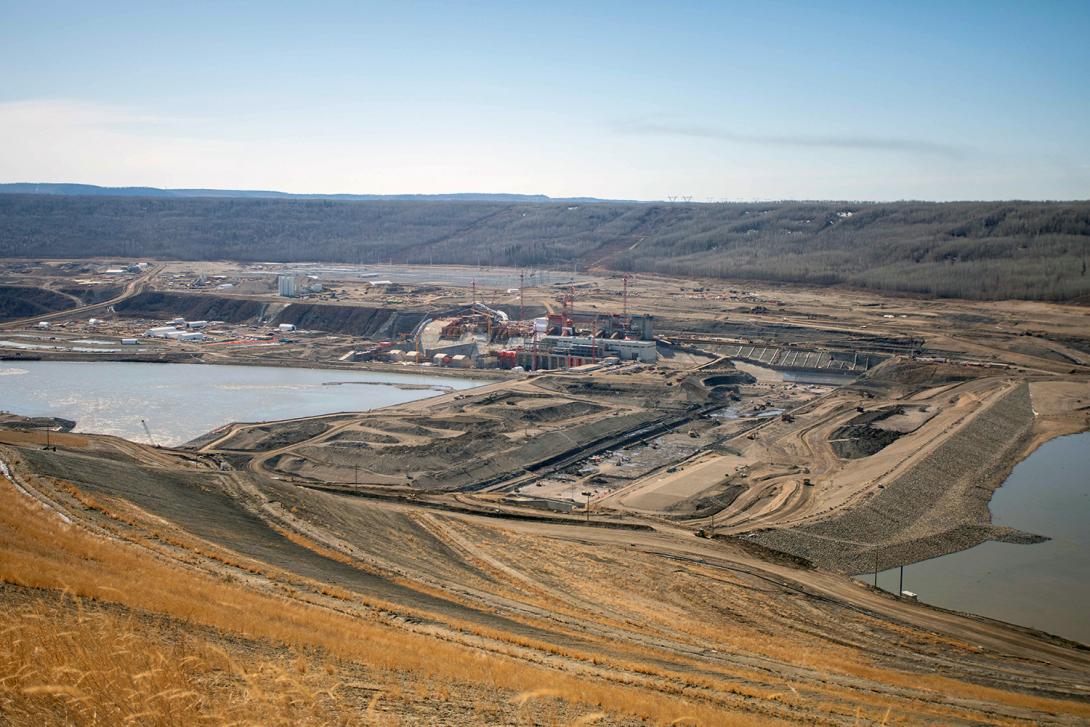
[1,1,1088,201]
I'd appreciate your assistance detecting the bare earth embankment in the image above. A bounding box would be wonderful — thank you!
[751,382,1039,573]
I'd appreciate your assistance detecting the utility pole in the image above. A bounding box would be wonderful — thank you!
[582,491,592,524]
[519,270,525,325]
[899,564,904,596]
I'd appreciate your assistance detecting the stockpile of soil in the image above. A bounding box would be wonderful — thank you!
[829,407,907,459]
[853,358,978,398]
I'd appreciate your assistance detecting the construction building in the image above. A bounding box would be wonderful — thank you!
[504,335,656,370]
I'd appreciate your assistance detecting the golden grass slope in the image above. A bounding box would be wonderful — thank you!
[0,452,785,726]
[3,443,1089,725]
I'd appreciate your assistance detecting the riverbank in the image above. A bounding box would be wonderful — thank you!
[751,381,1075,573]
[862,430,1090,643]
[0,349,513,381]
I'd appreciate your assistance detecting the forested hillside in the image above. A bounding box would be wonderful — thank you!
[1,194,1087,300]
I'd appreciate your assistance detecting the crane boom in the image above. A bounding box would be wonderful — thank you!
[141,419,158,448]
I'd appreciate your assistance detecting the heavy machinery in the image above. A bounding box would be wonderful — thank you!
[141,419,159,448]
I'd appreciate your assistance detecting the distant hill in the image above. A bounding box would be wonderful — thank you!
[0,183,624,204]
[0,191,1087,301]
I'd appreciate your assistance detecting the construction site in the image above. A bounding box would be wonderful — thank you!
[2,257,1090,725]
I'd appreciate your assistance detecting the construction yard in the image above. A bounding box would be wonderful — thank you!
[2,257,1090,724]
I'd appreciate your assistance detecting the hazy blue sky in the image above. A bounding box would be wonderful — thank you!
[2,1,1088,200]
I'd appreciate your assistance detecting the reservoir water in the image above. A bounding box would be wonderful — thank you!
[0,361,485,446]
[859,431,1090,644]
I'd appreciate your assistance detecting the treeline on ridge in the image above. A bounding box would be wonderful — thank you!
[0,194,1087,301]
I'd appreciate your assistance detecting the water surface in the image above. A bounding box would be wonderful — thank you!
[0,361,484,446]
[859,432,1090,644]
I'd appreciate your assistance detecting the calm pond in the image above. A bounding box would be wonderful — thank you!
[0,361,485,446]
[859,431,1090,644]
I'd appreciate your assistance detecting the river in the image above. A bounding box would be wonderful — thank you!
[859,431,1090,644]
[0,361,485,446]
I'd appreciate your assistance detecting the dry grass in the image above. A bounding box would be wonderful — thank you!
[3,448,1087,726]
[0,596,368,726]
[0,455,794,726]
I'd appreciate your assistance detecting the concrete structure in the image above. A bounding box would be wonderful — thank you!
[424,341,478,360]
[278,275,297,298]
[511,335,656,370]
[596,313,655,341]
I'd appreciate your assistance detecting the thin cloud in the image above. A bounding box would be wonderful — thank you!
[618,118,969,159]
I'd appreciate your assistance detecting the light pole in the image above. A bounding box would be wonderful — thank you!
[581,491,592,524]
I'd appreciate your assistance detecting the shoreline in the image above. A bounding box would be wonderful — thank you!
[0,349,514,382]
[752,380,1090,574]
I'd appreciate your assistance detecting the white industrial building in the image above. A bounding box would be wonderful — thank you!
[166,330,204,342]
